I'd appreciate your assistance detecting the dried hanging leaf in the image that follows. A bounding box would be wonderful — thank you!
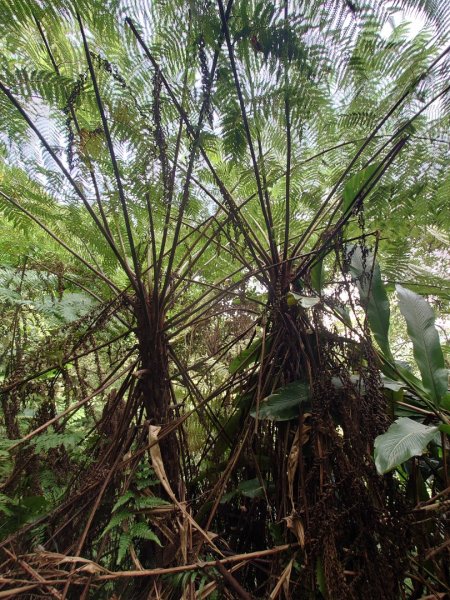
[269,558,294,599]
[149,425,175,501]
[148,425,222,556]
[287,415,311,508]
[77,562,105,574]
[285,513,305,548]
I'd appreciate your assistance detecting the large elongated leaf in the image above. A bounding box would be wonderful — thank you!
[229,337,269,374]
[343,163,380,215]
[250,381,309,421]
[374,417,439,474]
[220,478,266,503]
[396,285,448,406]
[349,246,392,359]
[238,478,265,499]
[288,292,320,308]
[310,258,324,293]
[229,340,261,375]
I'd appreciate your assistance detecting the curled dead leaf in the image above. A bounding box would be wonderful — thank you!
[77,562,105,574]
[287,415,311,508]
[284,513,305,548]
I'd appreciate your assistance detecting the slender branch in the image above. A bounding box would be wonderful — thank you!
[297,137,408,278]
[291,42,450,258]
[145,192,158,294]
[184,166,272,263]
[34,15,116,243]
[126,17,272,287]
[154,12,193,311]
[366,80,450,168]
[76,13,145,305]
[217,0,279,266]
[158,0,234,308]
[0,80,129,280]
[283,0,291,268]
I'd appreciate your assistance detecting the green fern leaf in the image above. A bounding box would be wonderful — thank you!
[130,522,162,546]
[102,511,131,537]
[117,532,132,564]
[112,491,135,513]
[134,495,170,510]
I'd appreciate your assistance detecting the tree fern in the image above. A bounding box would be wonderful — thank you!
[0,0,449,597]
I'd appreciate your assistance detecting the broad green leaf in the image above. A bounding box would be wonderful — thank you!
[229,337,271,374]
[385,387,405,419]
[304,295,319,308]
[333,305,352,328]
[381,377,403,392]
[289,292,320,308]
[35,369,59,381]
[220,478,266,503]
[396,285,448,406]
[440,393,450,411]
[238,478,265,499]
[310,258,324,293]
[343,163,380,215]
[374,417,439,474]
[349,246,392,359]
[394,362,426,392]
[250,381,309,421]
[438,423,450,436]
[19,495,47,513]
[315,556,328,599]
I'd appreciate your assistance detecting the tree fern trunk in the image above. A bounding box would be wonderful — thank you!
[134,296,180,493]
